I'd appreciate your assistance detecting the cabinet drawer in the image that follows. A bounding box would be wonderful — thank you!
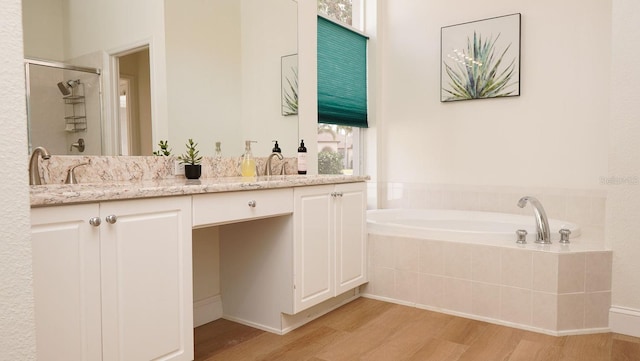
[192,188,293,227]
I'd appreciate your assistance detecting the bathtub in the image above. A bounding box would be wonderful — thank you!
[364,208,612,335]
[367,208,582,248]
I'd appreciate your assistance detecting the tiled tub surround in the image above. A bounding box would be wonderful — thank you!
[364,233,612,336]
[37,155,298,185]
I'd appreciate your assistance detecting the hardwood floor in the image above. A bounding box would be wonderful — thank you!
[195,298,640,361]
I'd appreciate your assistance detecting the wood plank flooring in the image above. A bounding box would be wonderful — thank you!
[194,298,640,361]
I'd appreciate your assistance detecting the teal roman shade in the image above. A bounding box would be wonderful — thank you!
[317,15,368,128]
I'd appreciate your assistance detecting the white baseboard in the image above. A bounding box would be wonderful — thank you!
[194,295,223,328]
[224,289,362,335]
[610,306,640,337]
[222,315,284,335]
[280,291,361,335]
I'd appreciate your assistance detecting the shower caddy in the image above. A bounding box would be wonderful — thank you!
[63,81,87,132]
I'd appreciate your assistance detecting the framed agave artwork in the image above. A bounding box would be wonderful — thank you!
[441,13,521,102]
[281,53,298,116]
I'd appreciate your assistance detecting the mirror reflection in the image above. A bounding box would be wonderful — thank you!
[118,48,153,155]
[22,0,298,158]
[25,60,103,155]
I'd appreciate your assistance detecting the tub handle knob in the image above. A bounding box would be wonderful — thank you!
[516,229,527,244]
[559,229,571,244]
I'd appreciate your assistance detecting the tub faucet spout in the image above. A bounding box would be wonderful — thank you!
[517,196,551,244]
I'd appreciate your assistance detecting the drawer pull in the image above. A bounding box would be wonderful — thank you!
[248,200,257,208]
[105,215,118,224]
[89,217,101,227]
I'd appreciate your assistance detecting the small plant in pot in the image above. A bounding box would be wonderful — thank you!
[178,138,203,179]
[153,140,172,156]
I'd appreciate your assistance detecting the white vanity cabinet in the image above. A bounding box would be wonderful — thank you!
[30,177,368,346]
[31,203,102,361]
[31,196,193,361]
[292,182,367,312]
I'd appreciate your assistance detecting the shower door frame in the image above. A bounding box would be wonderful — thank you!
[24,58,103,154]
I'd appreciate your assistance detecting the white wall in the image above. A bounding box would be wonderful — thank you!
[607,0,640,337]
[166,0,298,158]
[192,227,221,326]
[378,0,610,189]
[165,0,242,157]
[0,0,36,359]
[297,0,319,174]
[22,0,65,61]
[240,0,298,157]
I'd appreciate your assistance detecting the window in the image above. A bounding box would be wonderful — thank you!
[317,0,367,175]
[318,0,353,26]
[318,124,360,175]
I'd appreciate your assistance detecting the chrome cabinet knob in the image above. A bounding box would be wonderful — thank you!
[89,217,101,227]
[248,200,257,208]
[105,215,118,224]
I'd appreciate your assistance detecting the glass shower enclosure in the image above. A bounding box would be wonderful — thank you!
[25,59,103,155]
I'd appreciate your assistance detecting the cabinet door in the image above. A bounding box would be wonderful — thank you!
[334,182,368,295]
[31,204,102,361]
[293,185,335,312]
[100,196,193,361]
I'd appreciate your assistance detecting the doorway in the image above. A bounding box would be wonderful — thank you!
[116,47,152,155]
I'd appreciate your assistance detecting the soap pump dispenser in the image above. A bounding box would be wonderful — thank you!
[272,140,281,153]
[297,139,307,174]
[241,140,257,177]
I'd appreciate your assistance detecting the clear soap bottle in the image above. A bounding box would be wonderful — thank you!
[241,140,256,177]
[214,141,222,177]
[214,141,222,158]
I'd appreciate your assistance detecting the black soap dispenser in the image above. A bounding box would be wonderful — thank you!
[297,139,307,174]
[272,140,281,153]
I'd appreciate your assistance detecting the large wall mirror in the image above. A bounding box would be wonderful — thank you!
[22,0,299,158]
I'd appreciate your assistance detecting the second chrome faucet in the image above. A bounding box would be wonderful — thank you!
[517,196,551,244]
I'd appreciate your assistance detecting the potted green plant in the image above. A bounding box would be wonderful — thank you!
[178,138,203,179]
[152,140,172,156]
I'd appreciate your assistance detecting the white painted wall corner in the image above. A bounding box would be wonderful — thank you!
[609,306,640,337]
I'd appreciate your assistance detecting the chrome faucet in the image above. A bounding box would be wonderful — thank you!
[264,152,284,176]
[29,146,51,185]
[517,196,551,244]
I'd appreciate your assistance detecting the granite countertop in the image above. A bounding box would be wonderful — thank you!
[30,174,370,207]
